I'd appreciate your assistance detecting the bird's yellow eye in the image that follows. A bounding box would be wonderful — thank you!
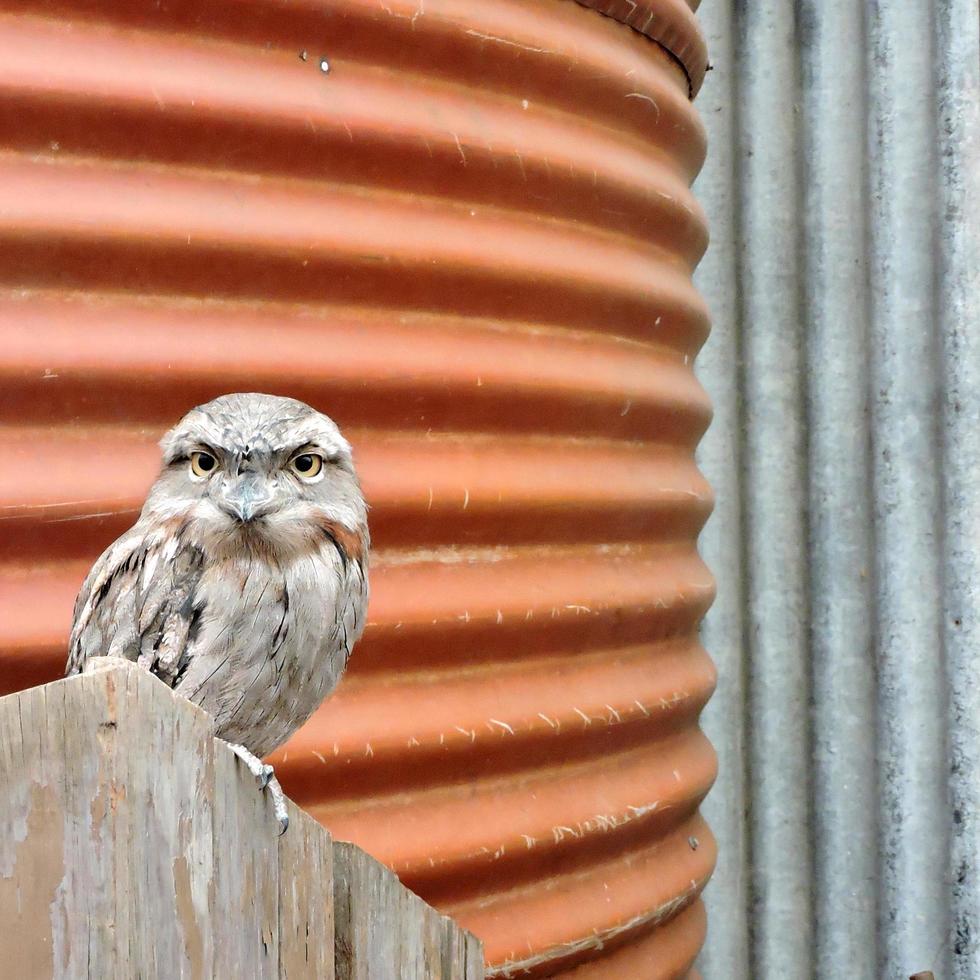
[190,451,218,478]
[290,453,323,479]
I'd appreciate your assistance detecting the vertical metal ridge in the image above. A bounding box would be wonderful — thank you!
[690,0,749,975]
[736,6,812,978]
[697,0,978,976]
[936,2,980,977]
[799,3,878,975]
[867,4,949,975]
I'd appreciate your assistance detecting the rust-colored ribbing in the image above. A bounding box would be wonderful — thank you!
[0,0,713,974]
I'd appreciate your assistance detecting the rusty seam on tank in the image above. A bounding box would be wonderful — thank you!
[579,12,695,99]
[569,0,703,98]
[486,873,709,978]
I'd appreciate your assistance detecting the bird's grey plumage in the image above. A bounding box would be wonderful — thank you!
[67,393,370,774]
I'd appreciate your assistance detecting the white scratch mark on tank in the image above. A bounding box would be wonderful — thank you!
[605,704,622,723]
[454,726,476,742]
[620,400,632,416]
[364,742,374,757]
[462,29,553,54]
[513,151,527,182]
[627,801,659,817]
[452,133,467,165]
[496,609,504,624]
[489,718,515,735]
[573,707,592,726]
[625,92,660,121]
[43,509,135,524]
[552,825,579,843]
[427,487,434,511]
[521,834,536,848]
[312,749,327,764]
[407,736,420,747]
[634,699,651,717]
[462,488,470,509]
[537,712,558,729]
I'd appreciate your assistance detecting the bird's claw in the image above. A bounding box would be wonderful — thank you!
[268,778,290,835]
[257,763,274,790]
[226,741,290,834]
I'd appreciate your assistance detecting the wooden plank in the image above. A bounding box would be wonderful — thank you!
[334,841,397,979]
[0,660,477,978]
[212,732,280,978]
[109,658,218,979]
[441,915,486,979]
[278,808,335,979]
[333,841,483,979]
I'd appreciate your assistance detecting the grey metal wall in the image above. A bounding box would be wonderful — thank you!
[693,1,979,977]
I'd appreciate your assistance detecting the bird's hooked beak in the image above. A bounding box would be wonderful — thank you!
[219,472,275,523]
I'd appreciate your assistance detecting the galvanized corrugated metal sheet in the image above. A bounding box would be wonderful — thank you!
[0,1,715,975]
[694,1,979,977]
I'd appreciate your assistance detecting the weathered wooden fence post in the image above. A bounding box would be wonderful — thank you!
[0,661,483,978]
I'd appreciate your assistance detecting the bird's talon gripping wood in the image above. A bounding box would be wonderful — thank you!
[65,393,370,835]
[271,781,290,835]
[228,741,290,833]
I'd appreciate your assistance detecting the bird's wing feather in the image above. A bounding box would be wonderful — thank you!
[340,553,369,668]
[67,524,205,685]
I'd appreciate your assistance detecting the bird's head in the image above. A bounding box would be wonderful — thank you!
[146,393,368,562]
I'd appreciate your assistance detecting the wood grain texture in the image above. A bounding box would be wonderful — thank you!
[334,842,484,979]
[0,660,481,978]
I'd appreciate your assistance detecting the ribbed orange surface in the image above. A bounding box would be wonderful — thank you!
[0,1,714,974]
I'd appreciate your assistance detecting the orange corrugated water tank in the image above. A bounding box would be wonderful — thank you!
[0,0,715,974]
